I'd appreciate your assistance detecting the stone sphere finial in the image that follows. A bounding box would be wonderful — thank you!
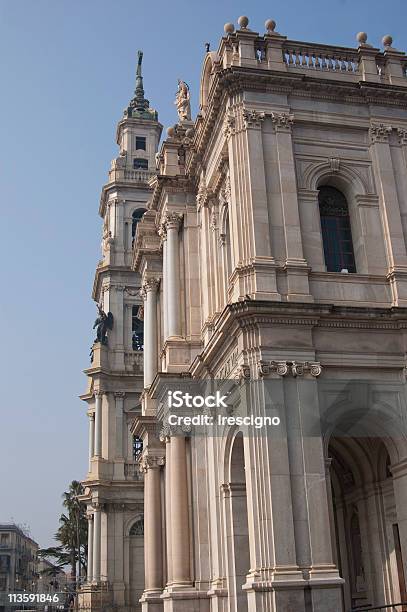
[382,34,393,47]
[224,22,235,34]
[356,32,368,45]
[265,19,276,33]
[238,15,249,29]
[167,126,175,138]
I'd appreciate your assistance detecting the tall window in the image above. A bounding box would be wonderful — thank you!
[135,136,146,151]
[132,436,143,461]
[132,305,144,350]
[133,158,148,170]
[319,186,356,273]
[132,208,145,246]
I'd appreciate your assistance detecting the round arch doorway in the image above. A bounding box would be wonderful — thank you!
[328,436,407,611]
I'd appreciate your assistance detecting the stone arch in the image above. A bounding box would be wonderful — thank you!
[131,208,146,246]
[223,431,250,612]
[219,200,229,238]
[124,513,144,537]
[221,425,240,485]
[129,517,144,537]
[321,386,407,467]
[130,205,147,218]
[124,513,145,609]
[305,161,369,198]
[328,434,405,609]
[324,386,407,610]
[200,52,220,113]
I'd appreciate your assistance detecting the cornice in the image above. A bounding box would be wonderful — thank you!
[187,66,407,172]
[92,265,142,301]
[150,174,195,211]
[215,67,407,106]
[193,300,407,374]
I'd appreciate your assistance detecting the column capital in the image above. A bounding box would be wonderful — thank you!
[139,454,165,472]
[142,277,160,294]
[223,111,236,139]
[242,107,265,129]
[158,223,167,242]
[92,501,105,511]
[369,122,392,143]
[114,391,126,399]
[259,360,322,378]
[164,211,183,231]
[94,390,105,398]
[397,128,407,145]
[271,111,294,133]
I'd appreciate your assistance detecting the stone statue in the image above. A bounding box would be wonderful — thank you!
[175,79,191,122]
[93,304,114,345]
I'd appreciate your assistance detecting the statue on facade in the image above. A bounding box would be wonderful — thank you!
[93,304,114,345]
[175,79,191,122]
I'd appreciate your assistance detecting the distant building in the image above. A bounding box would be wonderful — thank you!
[0,524,38,600]
[37,559,66,595]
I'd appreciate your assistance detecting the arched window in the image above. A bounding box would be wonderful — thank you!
[132,305,144,350]
[129,518,144,536]
[318,186,356,273]
[132,209,146,246]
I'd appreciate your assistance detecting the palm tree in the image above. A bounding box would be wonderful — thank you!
[39,480,88,584]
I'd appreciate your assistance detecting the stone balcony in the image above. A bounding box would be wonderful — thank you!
[108,167,155,185]
[124,350,143,374]
[88,345,143,375]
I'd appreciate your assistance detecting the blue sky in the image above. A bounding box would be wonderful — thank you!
[0,0,405,548]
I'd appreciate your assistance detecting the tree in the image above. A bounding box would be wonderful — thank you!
[39,480,88,583]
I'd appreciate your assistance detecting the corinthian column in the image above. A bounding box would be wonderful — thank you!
[164,212,182,338]
[142,279,160,388]
[141,455,165,594]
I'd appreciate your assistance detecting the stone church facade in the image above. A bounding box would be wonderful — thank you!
[82,17,407,612]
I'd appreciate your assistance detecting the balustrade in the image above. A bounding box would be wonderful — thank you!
[283,42,359,73]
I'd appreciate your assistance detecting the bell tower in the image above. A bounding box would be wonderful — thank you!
[80,52,162,611]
